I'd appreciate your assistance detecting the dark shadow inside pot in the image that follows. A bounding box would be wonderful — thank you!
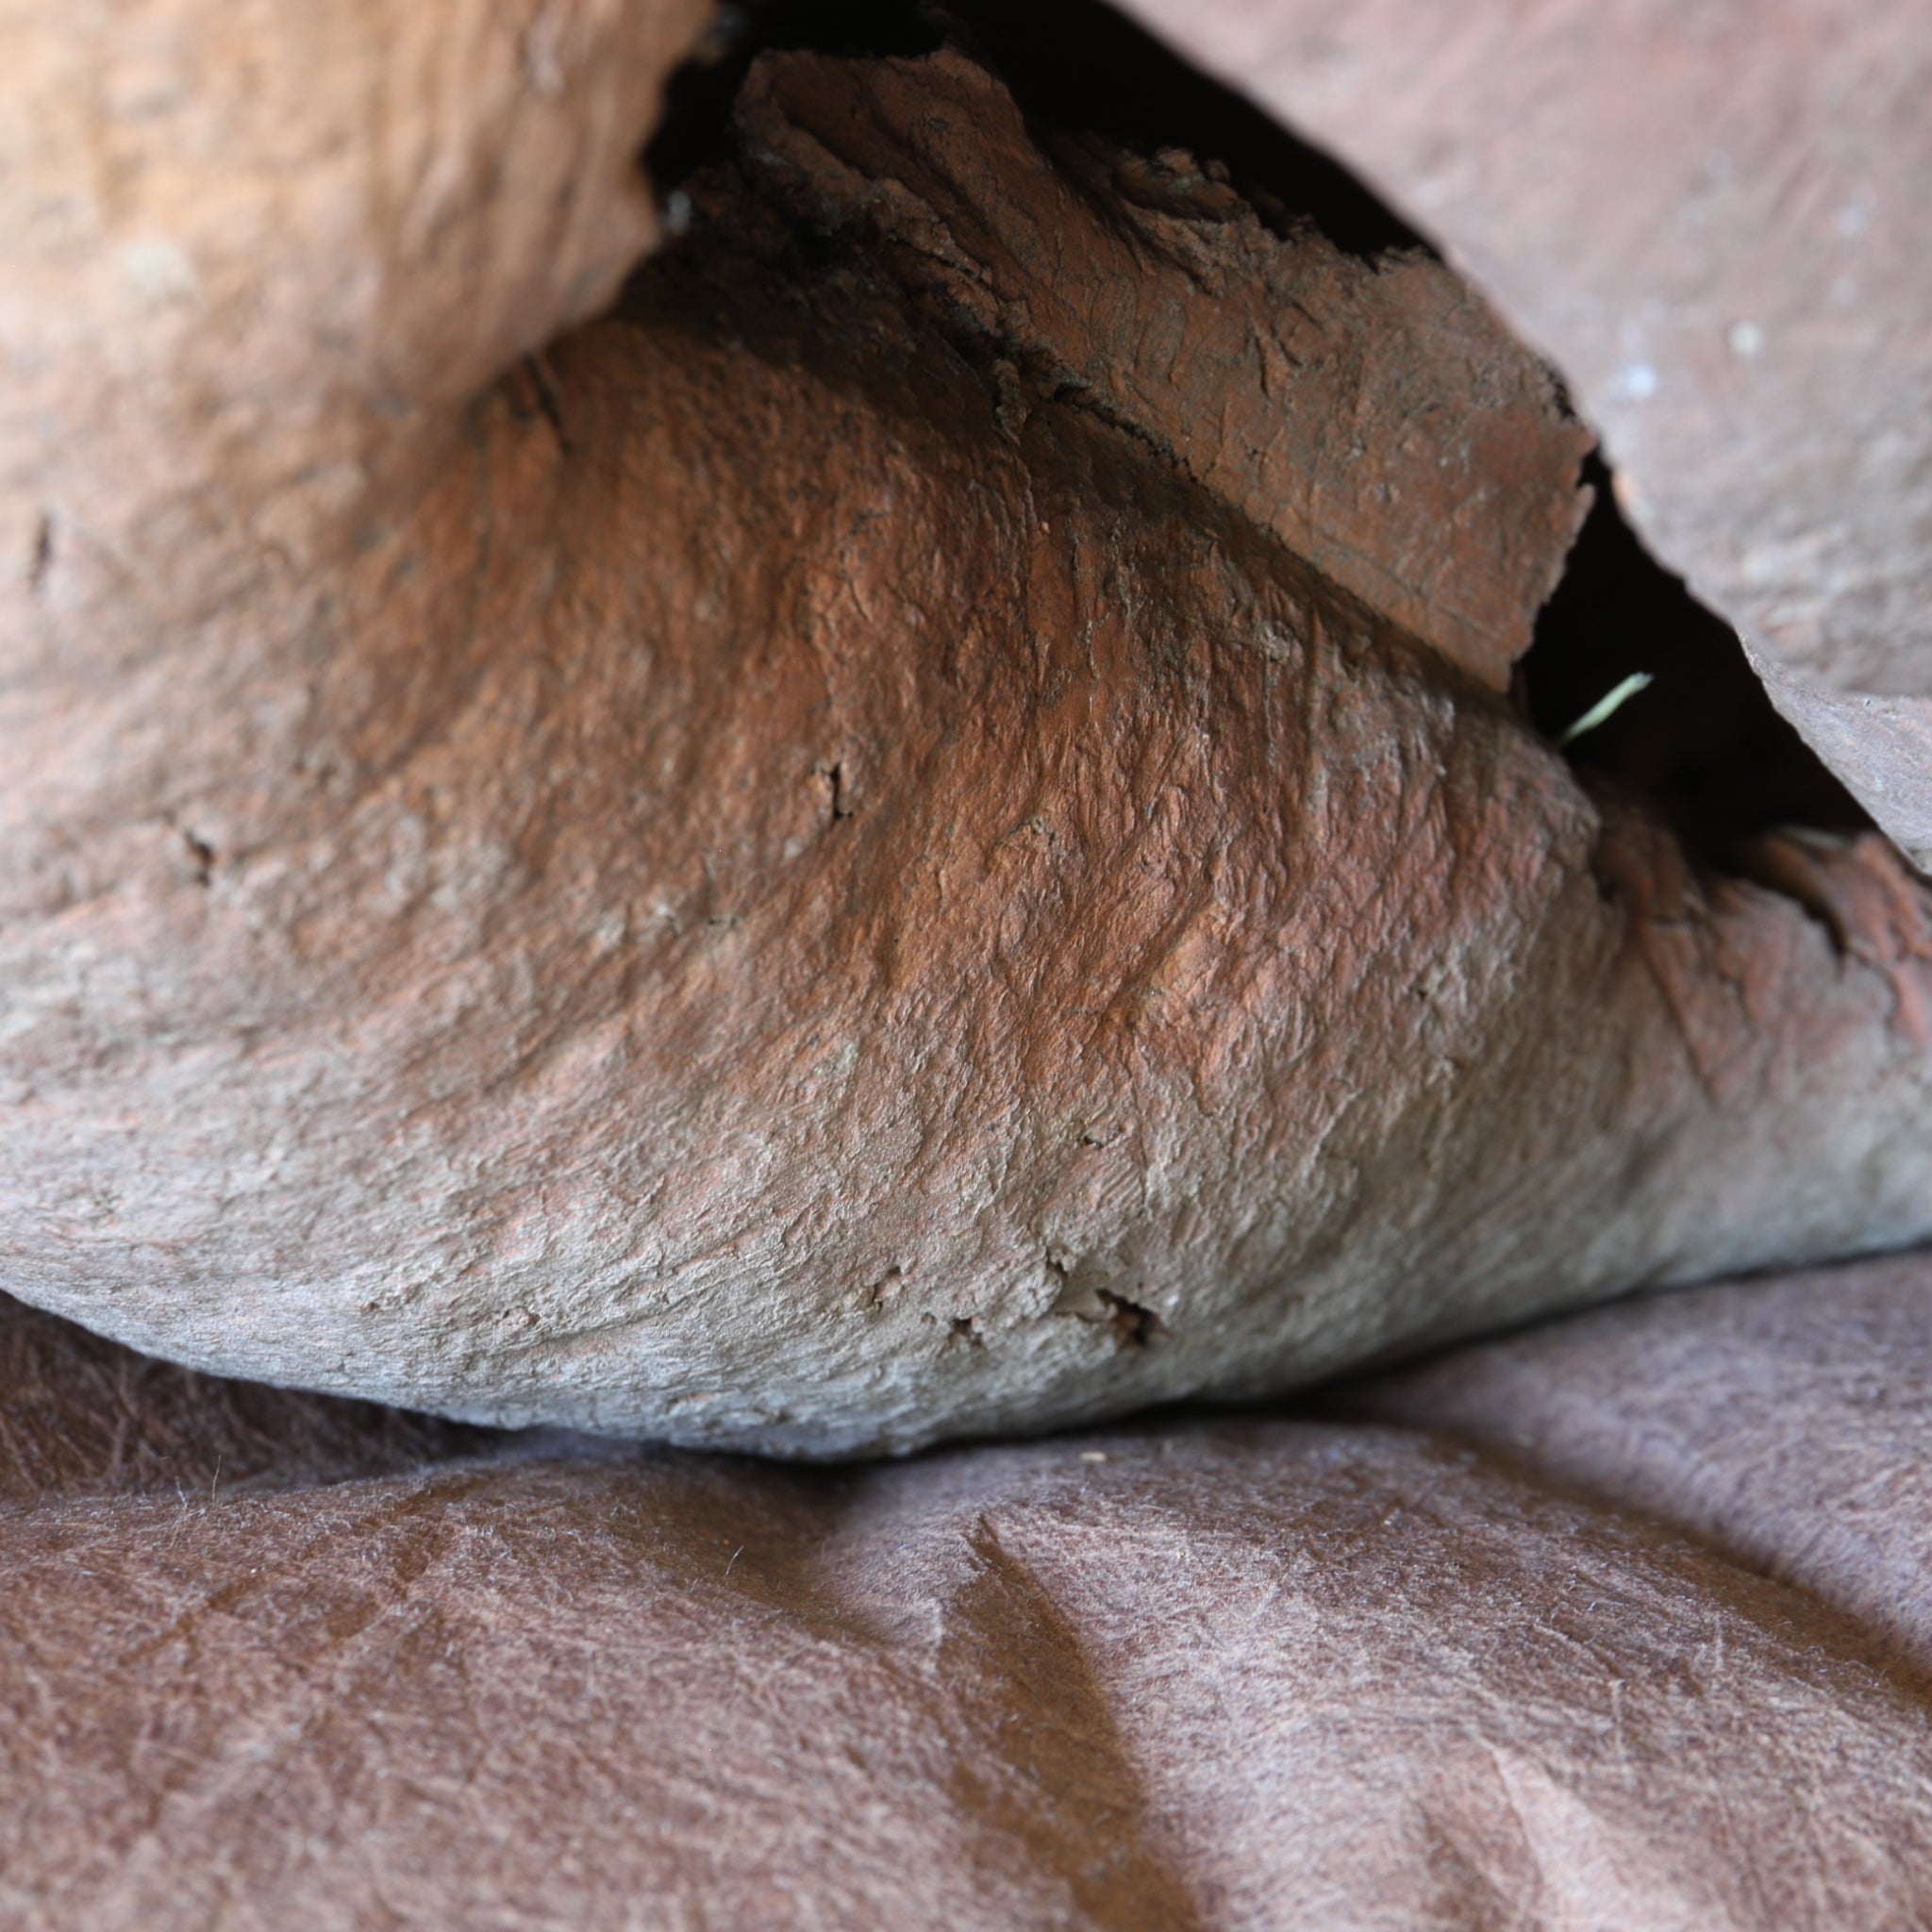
[1520,453,1869,865]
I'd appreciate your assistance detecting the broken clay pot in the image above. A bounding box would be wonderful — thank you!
[4,17,1931,1453]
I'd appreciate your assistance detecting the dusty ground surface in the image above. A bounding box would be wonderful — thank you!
[8,1262,1932,1929]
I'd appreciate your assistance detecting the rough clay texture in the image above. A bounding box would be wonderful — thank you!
[6,39,1932,1452]
[735,46,1592,690]
[8,1278,1932,1929]
[1353,1247,1932,1674]
[1109,0,1932,862]
[0,0,708,647]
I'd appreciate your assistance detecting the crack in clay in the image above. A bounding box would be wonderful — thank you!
[814,758,855,820]
[1094,1288,1162,1349]
[511,352,570,449]
[27,509,52,594]
[1047,1257,1166,1348]
[166,817,217,887]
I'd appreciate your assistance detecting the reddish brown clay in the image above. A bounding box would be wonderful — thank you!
[4,27,1931,1452]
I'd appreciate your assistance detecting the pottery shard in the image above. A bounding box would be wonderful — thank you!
[4,32,1932,1454]
[1109,0,1932,865]
[734,45,1592,692]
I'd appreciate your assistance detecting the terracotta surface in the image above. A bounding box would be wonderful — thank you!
[0,0,709,650]
[8,10,1932,1907]
[6,31,1932,1449]
[1109,0,1932,863]
[736,45,1592,690]
[8,1270,1932,1929]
